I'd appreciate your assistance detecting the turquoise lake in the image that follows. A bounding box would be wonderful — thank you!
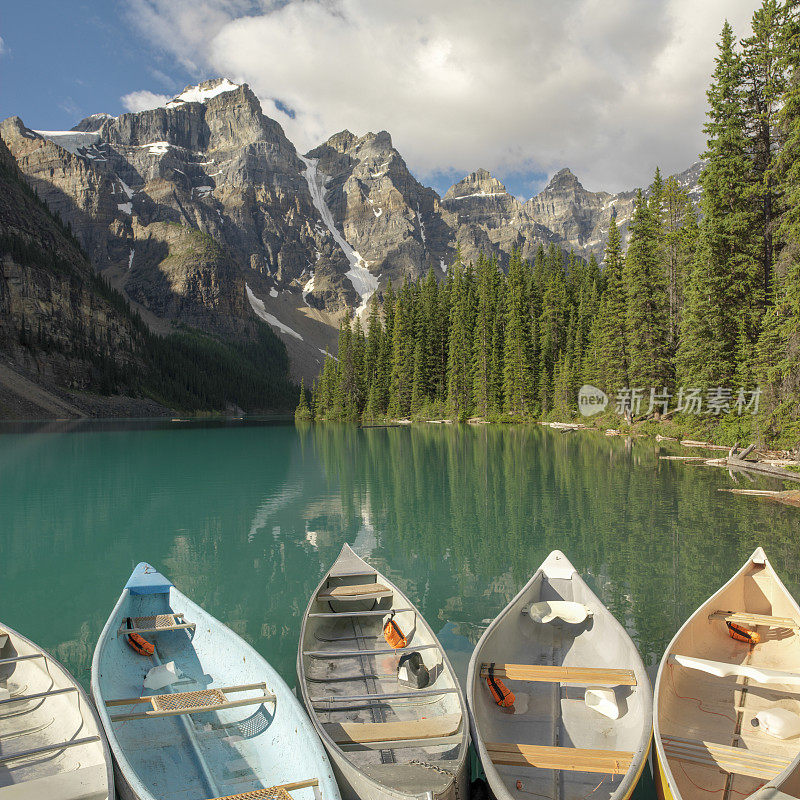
[2,420,799,793]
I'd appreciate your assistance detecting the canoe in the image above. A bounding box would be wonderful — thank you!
[0,622,113,800]
[466,550,652,800]
[91,562,340,800]
[297,544,469,800]
[654,547,800,800]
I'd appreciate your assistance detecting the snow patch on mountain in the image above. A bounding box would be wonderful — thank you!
[167,79,240,107]
[246,284,303,340]
[298,154,378,315]
[33,130,100,154]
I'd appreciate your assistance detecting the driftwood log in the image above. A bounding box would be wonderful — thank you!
[719,489,800,507]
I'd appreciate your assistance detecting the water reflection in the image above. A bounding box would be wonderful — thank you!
[2,420,799,694]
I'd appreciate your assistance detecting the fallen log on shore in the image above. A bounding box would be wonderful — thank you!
[719,489,800,507]
[680,439,732,451]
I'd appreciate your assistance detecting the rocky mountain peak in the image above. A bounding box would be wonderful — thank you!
[443,168,508,201]
[165,78,243,107]
[544,167,582,192]
[72,113,115,133]
[322,130,358,154]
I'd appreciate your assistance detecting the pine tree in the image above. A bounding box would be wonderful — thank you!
[624,184,672,389]
[295,377,312,421]
[447,261,475,420]
[389,280,415,417]
[679,21,761,388]
[662,176,698,349]
[503,248,535,416]
[759,0,800,396]
[472,254,498,417]
[741,0,787,300]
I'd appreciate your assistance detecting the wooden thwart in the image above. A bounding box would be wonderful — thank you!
[709,610,799,630]
[308,608,412,618]
[324,713,461,745]
[317,583,392,601]
[209,778,319,800]
[485,742,634,775]
[480,663,637,687]
[118,613,196,636]
[107,682,275,722]
[662,736,791,781]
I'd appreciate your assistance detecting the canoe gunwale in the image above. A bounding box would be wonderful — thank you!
[2,621,114,798]
[653,548,800,800]
[466,550,653,800]
[296,543,470,800]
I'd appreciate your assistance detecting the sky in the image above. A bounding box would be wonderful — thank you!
[0,0,762,198]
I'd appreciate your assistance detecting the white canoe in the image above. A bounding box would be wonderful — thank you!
[0,622,113,800]
[654,547,800,800]
[297,544,469,800]
[467,550,652,800]
[91,562,340,800]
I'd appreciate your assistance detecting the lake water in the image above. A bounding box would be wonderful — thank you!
[2,420,799,793]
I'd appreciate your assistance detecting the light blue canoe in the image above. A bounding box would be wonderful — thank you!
[90,562,340,800]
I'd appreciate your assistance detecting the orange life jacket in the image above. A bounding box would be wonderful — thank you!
[126,631,155,656]
[485,664,515,708]
[383,612,407,649]
[727,621,760,645]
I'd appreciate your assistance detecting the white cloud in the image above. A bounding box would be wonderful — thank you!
[126,0,761,194]
[0,36,7,56]
[120,90,172,112]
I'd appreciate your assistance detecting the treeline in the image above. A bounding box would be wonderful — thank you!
[303,1,800,435]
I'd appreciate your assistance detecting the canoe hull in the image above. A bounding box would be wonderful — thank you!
[653,745,675,800]
[0,623,114,800]
[320,743,469,800]
[653,547,800,800]
[466,550,653,800]
[297,544,470,800]
[92,562,340,800]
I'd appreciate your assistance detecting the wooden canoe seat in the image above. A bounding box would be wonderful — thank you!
[480,663,637,686]
[209,778,319,800]
[106,682,275,722]
[324,713,461,745]
[118,613,196,636]
[709,610,799,630]
[485,742,633,775]
[317,583,392,601]
[670,654,800,685]
[662,735,792,781]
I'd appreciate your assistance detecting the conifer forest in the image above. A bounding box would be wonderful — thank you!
[302,2,800,445]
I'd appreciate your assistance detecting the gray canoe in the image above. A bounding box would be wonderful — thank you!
[466,550,653,800]
[297,543,469,800]
[0,622,114,800]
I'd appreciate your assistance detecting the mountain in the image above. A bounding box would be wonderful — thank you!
[0,77,702,385]
[525,162,703,259]
[0,133,297,417]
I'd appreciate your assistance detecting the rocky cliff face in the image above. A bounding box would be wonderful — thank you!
[0,135,144,404]
[525,162,703,260]
[439,169,558,266]
[0,76,703,381]
[0,81,353,360]
[307,129,452,283]
[524,168,636,259]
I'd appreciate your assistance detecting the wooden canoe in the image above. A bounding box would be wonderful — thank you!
[654,547,800,800]
[297,543,469,800]
[466,550,652,800]
[91,562,340,800]
[0,622,114,800]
